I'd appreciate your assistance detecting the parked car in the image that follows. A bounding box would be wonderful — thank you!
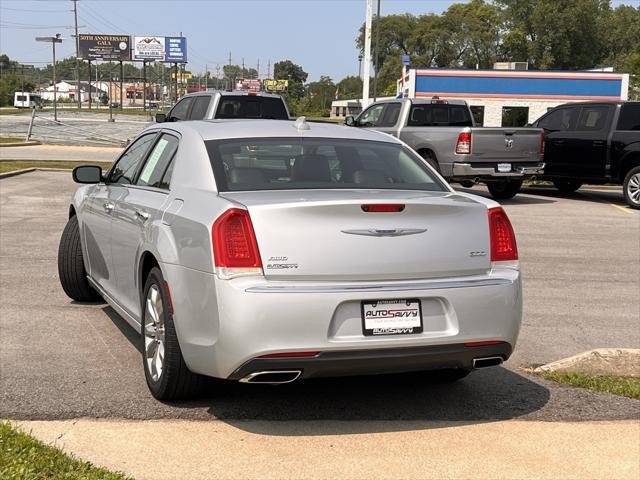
[155,90,290,123]
[345,97,546,200]
[58,117,522,400]
[531,101,640,209]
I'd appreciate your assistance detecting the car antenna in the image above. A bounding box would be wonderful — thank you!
[294,116,310,131]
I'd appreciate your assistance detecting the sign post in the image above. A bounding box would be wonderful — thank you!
[36,34,63,122]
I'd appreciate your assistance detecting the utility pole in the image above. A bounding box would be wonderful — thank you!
[362,0,373,108]
[373,0,381,102]
[72,0,81,109]
[36,34,63,122]
[267,59,270,79]
[205,64,208,89]
[256,59,259,79]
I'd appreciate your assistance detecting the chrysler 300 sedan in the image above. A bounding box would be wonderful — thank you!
[58,117,522,400]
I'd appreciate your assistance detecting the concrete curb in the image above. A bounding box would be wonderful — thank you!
[534,348,640,378]
[0,168,36,179]
[0,140,41,147]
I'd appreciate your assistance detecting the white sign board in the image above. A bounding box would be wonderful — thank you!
[133,36,165,61]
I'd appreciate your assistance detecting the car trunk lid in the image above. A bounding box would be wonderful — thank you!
[220,190,490,281]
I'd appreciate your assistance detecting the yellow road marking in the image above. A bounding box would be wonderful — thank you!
[610,203,634,214]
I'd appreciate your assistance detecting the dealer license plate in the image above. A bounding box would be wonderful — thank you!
[361,299,423,336]
[497,163,512,173]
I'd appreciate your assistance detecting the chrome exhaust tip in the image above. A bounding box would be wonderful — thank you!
[239,370,302,384]
[472,356,503,369]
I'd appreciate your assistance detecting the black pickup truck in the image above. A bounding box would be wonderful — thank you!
[532,101,640,208]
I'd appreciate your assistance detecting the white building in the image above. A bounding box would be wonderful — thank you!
[332,66,630,127]
[40,81,106,102]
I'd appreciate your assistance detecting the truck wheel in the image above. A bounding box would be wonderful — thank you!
[57,215,101,302]
[142,266,205,400]
[623,166,640,210]
[552,180,582,194]
[459,180,475,188]
[487,180,522,200]
[419,150,441,174]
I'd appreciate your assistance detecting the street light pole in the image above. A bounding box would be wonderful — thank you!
[36,34,63,122]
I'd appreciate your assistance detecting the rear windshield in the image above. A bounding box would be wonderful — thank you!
[206,138,447,192]
[215,97,288,120]
[407,104,473,127]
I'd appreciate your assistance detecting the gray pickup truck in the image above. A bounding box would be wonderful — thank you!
[345,98,545,199]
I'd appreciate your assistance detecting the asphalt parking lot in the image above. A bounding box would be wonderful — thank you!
[0,171,638,423]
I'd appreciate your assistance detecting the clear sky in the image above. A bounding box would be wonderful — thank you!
[0,0,637,81]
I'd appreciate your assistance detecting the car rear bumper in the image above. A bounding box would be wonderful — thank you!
[228,342,513,381]
[161,263,522,380]
[452,162,545,179]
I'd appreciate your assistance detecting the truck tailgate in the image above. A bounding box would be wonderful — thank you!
[470,128,542,162]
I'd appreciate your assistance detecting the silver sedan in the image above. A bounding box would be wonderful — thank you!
[58,117,522,400]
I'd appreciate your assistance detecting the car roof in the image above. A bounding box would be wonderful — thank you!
[180,90,284,99]
[147,118,403,143]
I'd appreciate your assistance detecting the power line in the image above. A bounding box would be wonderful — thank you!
[0,7,68,12]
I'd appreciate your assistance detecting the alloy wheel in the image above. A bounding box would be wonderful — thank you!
[144,284,165,382]
[627,172,640,206]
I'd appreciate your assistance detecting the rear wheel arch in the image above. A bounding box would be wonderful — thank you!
[139,251,160,295]
[618,152,640,183]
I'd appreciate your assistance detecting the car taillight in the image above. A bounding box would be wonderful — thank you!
[455,131,472,155]
[488,207,518,266]
[212,208,262,277]
[539,133,545,154]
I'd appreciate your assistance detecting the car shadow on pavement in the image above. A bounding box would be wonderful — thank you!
[171,366,550,435]
[102,306,143,354]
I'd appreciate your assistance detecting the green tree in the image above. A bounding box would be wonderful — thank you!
[274,60,308,99]
[336,75,363,100]
[497,0,611,69]
[306,75,336,115]
[0,74,35,106]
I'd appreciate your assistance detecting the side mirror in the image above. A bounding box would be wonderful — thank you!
[524,122,532,127]
[155,113,167,123]
[344,115,355,127]
[73,165,102,184]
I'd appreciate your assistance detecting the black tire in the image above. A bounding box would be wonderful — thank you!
[623,166,640,210]
[142,266,204,401]
[57,215,101,302]
[486,180,523,200]
[552,179,583,194]
[459,180,475,188]
[419,150,441,174]
[423,368,471,384]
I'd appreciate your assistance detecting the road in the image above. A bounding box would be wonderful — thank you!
[1,171,638,423]
[0,144,122,163]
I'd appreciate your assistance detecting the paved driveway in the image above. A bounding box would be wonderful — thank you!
[1,171,638,422]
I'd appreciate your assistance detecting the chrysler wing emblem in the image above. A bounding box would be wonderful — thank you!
[341,228,427,237]
[505,138,514,149]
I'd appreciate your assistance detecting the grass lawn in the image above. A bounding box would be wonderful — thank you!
[540,371,640,399]
[0,160,112,174]
[0,137,26,144]
[0,422,130,480]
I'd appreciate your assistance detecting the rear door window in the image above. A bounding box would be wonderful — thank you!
[189,96,211,120]
[136,134,179,189]
[379,103,402,127]
[576,105,611,131]
[616,104,640,131]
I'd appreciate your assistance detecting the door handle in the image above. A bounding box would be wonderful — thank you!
[135,210,150,221]
[103,202,114,212]
[552,139,565,145]
[592,140,605,146]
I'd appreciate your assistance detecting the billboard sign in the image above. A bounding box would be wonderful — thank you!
[235,78,261,92]
[165,37,187,62]
[264,79,288,93]
[133,36,187,62]
[133,36,165,60]
[78,34,130,61]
